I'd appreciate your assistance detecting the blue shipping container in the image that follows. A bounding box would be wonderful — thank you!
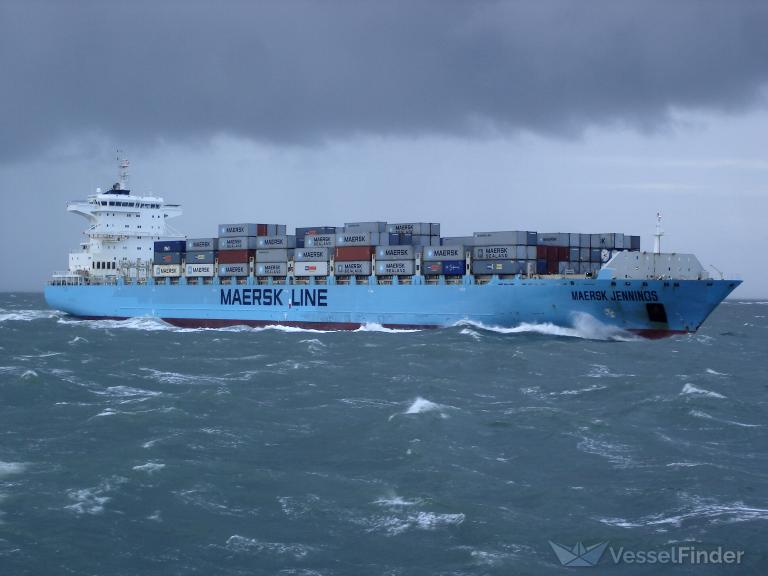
[536,259,547,275]
[388,233,400,246]
[154,240,186,253]
[153,252,182,265]
[442,260,465,275]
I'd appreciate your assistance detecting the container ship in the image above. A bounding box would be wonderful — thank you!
[44,161,740,338]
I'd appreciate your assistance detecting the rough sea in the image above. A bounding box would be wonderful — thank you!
[0,293,766,575]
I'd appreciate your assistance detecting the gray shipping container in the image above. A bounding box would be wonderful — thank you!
[335,261,372,276]
[256,262,288,276]
[218,223,259,237]
[537,232,568,246]
[615,234,625,249]
[423,246,465,261]
[304,234,336,248]
[386,223,431,235]
[376,246,415,260]
[186,251,215,265]
[219,236,259,250]
[590,248,602,262]
[569,233,581,247]
[515,245,528,259]
[473,231,518,246]
[344,221,387,233]
[579,248,591,262]
[441,236,473,246]
[474,245,515,260]
[376,260,415,275]
[558,261,577,274]
[580,234,591,248]
[295,247,330,261]
[590,233,602,248]
[471,260,523,275]
[569,247,580,262]
[526,246,537,260]
[411,234,440,246]
[598,233,616,249]
[219,263,249,276]
[255,248,292,263]
[186,238,218,251]
[336,231,376,246]
[430,223,441,237]
[257,235,296,249]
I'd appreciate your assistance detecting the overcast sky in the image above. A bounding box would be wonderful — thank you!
[1,0,766,296]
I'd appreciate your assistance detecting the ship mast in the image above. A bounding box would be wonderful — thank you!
[117,151,130,191]
[653,212,664,254]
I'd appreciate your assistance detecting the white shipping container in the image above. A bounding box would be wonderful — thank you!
[474,245,515,260]
[153,264,181,277]
[255,248,292,262]
[336,232,376,246]
[256,235,296,249]
[295,247,330,261]
[185,263,215,277]
[219,236,259,250]
[294,261,329,277]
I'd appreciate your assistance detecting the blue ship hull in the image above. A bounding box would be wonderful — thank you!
[45,276,740,338]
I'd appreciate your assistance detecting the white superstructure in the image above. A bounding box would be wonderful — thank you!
[63,159,183,280]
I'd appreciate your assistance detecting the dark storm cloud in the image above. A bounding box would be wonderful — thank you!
[2,0,768,160]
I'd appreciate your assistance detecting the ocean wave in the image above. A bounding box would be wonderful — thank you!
[93,385,162,399]
[132,461,165,474]
[373,494,424,508]
[0,461,26,477]
[64,477,127,515]
[362,510,465,536]
[354,323,421,333]
[455,313,639,341]
[587,364,635,378]
[225,535,313,558]
[680,383,726,399]
[389,396,453,420]
[689,409,761,428]
[0,309,62,322]
[705,368,728,376]
[576,436,634,468]
[599,494,768,529]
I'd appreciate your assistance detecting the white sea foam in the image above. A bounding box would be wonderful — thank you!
[689,409,761,428]
[0,309,61,322]
[587,364,634,378]
[705,368,727,376]
[599,494,768,529]
[456,313,639,341]
[354,323,421,333]
[225,535,312,558]
[460,328,483,341]
[132,462,165,474]
[559,383,608,395]
[576,437,633,468]
[0,461,26,477]
[68,336,89,345]
[64,477,126,515]
[405,397,442,414]
[20,370,38,380]
[95,385,162,399]
[373,494,423,507]
[363,511,466,536]
[681,383,726,399]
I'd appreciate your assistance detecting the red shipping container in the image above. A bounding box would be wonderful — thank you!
[335,246,374,261]
[557,246,569,261]
[547,260,559,274]
[217,250,254,264]
[257,224,268,236]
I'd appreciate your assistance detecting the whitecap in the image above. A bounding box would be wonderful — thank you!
[455,313,639,341]
[373,495,423,507]
[0,461,26,477]
[559,384,607,395]
[388,396,452,420]
[587,364,634,378]
[705,368,727,376]
[20,370,38,380]
[132,462,165,474]
[0,309,61,322]
[689,409,761,428]
[68,336,89,345]
[576,437,633,468]
[681,383,726,399]
[94,385,162,399]
[354,323,421,333]
[363,511,465,536]
[225,535,312,558]
[64,477,126,515]
[460,328,482,341]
